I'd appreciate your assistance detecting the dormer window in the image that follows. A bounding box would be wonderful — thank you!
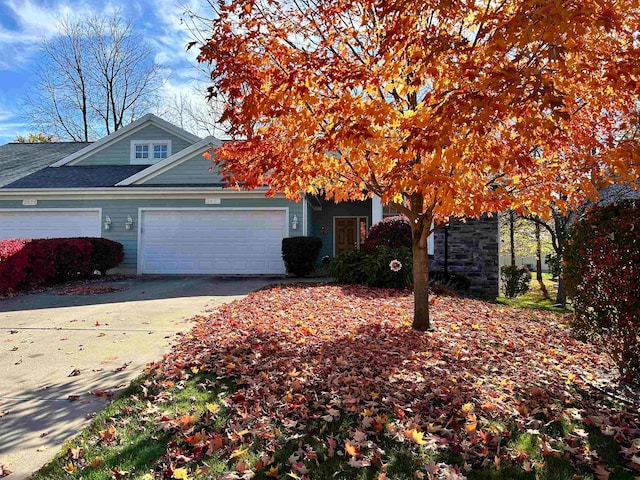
[131,140,171,164]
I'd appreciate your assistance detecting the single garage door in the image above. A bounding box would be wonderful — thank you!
[0,210,101,240]
[140,209,287,274]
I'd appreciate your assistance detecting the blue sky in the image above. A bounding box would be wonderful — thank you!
[0,0,209,144]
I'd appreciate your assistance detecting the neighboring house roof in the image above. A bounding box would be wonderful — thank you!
[0,142,91,187]
[3,165,149,189]
[50,114,202,167]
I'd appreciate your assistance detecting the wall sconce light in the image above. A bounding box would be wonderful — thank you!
[104,216,111,230]
[125,215,133,230]
[291,214,299,230]
[320,226,327,235]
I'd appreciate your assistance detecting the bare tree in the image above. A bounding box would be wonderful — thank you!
[23,13,164,141]
[86,15,163,135]
[24,18,93,141]
[162,90,224,138]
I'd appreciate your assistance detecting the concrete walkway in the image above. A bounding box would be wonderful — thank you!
[0,276,278,479]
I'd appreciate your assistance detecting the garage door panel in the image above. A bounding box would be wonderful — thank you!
[140,210,287,275]
[0,211,101,239]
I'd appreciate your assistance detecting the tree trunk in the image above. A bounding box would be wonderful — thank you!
[410,209,432,331]
[509,211,516,267]
[555,277,567,308]
[535,222,549,299]
[535,223,543,282]
[553,212,568,308]
[412,238,431,331]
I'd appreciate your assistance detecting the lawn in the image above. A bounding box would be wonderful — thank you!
[33,284,639,480]
[497,273,567,312]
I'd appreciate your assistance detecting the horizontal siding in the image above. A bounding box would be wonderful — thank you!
[0,197,303,271]
[75,125,196,166]
[147,152,224,185]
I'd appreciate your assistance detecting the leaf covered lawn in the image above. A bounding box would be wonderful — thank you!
[38,284,640,480]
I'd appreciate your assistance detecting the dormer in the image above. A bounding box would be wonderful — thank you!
[50,114,201,167]
[130,140,172,164]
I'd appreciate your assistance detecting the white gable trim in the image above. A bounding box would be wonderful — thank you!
[50,114,202,167]
[116,136,222,186]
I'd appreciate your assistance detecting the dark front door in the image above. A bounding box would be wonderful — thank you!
[335,217,358,256]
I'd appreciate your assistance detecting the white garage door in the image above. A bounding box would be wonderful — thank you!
[140,209,287,274]
[0,210,101,240]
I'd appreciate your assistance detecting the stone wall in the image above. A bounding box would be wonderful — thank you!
[430,214,499,298]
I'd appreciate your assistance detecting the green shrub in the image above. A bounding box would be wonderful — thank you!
[545,253,562,279]
[329,249,367,284]
[564,200,640,383]
[364,216,412,251]
[330,246,412,289]
[362,246,413,288]
[500,265,531,298]
[281,236,322,277]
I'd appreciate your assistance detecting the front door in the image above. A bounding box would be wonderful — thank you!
[335,217,358,256]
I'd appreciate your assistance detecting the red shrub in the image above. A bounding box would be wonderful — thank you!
[0,238,31,290]
[0,237,124,293]
[364,215,412,251]
[83,238,124,275]
[564,200,640,383]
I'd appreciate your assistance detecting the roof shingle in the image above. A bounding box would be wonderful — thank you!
[3,165,150,189]
[0,142,92,187]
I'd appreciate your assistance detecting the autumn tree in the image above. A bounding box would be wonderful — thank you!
[196,0,640,330]
[24,13,163,141]
[14,133,56,143]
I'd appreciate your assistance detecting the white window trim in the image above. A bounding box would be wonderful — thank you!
[130,140,172,164]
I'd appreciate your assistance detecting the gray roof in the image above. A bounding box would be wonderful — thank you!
[0,142,92,187]
[3,165,149,189]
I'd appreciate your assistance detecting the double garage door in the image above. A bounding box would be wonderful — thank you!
[140,209,287,275]
[0,209,287,275]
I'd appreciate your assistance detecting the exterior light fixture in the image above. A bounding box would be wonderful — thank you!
[125,215,133,230]
[104,216,111,230]
[292,214,299,230]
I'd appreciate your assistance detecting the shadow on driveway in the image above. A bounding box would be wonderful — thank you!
[0,275,283,313]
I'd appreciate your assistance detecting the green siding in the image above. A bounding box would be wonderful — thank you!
[75,125,196,166]
[0,196,303,271]
[147,152,224,185]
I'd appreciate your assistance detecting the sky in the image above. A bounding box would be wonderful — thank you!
[0,0,212,144]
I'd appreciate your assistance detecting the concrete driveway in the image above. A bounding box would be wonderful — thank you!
[0,275,278,479]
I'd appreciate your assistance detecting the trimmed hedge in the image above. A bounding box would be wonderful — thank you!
[84,237,124,275]
[282,236,322,277]
[0,237,124,293]
[364,216,412,251]
[564,200,640,383]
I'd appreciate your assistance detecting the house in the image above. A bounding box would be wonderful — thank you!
[0,114,499,296]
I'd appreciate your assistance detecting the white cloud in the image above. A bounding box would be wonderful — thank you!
[0,102,28,143]
[0,0,128,70]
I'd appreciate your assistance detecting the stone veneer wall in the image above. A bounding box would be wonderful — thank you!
[430,214,499,298]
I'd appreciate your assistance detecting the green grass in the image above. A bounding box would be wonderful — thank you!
[496,273,568,313]
[31,373,232,480]
[31,371,633,480]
